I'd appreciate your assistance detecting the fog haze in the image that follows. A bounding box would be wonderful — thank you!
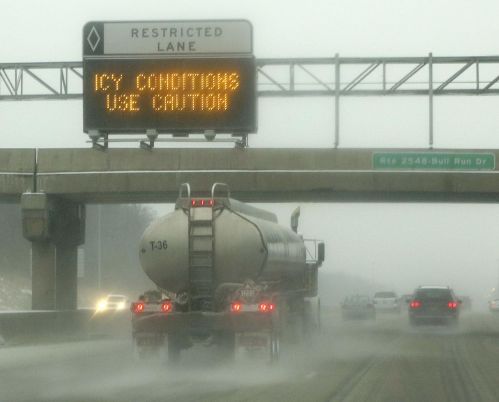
[2,0,499,307]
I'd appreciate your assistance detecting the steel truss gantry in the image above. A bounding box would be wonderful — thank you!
[2,54,499,147]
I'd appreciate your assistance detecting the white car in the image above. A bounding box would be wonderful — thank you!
[373,291,400,313]
[95,294,128,312]
[489,299,499,312]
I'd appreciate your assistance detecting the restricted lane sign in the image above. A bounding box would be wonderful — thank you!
[83,20,253,57]
[373,152,495,170]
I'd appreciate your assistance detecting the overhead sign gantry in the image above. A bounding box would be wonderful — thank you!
[82,20,256,148]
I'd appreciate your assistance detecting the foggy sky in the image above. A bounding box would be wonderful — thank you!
[1,0,499,305]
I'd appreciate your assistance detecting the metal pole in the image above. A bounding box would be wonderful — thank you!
[97,205,102,290]
[382,61,386,92]
[334,53,340,148]
[429,52,434,149]
[476,59,480,91]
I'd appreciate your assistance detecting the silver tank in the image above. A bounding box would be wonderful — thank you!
[139,197,307,294]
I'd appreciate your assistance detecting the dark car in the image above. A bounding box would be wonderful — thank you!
[341,295,376,320]
[408,286,460,326]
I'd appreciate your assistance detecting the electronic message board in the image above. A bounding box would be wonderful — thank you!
[83,20,256,134]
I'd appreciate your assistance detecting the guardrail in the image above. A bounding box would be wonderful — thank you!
[0,309,130,344]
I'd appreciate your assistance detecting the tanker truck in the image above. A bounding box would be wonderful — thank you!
[131,183,324,362]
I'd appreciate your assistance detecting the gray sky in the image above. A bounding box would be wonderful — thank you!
[2,0,499,303]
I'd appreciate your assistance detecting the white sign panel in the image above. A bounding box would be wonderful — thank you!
[92,20,252,56]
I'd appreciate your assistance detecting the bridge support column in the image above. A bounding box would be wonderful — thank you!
[53,201,85,310]
[31,241,56,310]
[22,193,85,310]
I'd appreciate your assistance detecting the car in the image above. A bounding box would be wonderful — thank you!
[95,294,129,312]
[489,299,499,312]
[341,295,376,320]
[408,286,460,326]
[373,291,400,313]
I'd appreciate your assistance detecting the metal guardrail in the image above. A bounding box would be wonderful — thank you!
[0,309,129,343]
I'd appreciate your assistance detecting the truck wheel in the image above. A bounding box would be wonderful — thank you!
[304,296,321,334]
[132,336,154,360]
[270,333,280,364]
[167,334,181,363]
[132,337,144,360]
[218,331,236,362]
[317,298,322,330]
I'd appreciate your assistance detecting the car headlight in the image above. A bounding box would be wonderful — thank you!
[116,302,126,310]
[96,299,107,311]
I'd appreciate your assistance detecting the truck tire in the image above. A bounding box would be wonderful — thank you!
[270,332,280,364]
[303,296,321,334]
[132,335,161,360]
[167,334,182,363]
[132,337,145,361]
[217,330,236,362]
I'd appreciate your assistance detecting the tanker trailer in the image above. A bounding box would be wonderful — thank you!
[131,183,324,362]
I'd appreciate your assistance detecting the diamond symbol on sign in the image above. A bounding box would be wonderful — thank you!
[87,26,101,52]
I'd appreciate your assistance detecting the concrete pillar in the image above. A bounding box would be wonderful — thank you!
[55,244,78,310]
[31,241,56,310]
[22,193,85,311]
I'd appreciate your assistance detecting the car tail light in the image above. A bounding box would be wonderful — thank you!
[448,301,458,309]
[410,300,421,309]
[160,300,173,313]
[131,302,145,314]
[258,302,275,313]
[230,301,242,313]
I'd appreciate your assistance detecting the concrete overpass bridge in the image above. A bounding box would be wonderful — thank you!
[4,148,499,204]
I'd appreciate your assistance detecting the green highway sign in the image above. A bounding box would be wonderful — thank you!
[373,152,495,170]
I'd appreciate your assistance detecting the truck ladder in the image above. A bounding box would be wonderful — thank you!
[188,206,215,311]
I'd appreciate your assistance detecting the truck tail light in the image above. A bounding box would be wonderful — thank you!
[160,300,173,313]
[448,301,458,309]
[258,302,275,313]
[410,300,421,309]
[230,301,242,313]
[131,302,145,314]
[191,199,215,207]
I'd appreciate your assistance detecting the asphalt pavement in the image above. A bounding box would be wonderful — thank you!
[1,310,499,402]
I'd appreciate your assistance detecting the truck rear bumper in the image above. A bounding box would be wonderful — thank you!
[132,311,275,335]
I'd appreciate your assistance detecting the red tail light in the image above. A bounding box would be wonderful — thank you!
[410,300,421,309]
[448,301,458,309]
[258,302,276,313]
[230,301,242,313]
[160,300,173,313]
[131,302,145,314]
[191,199,215,208]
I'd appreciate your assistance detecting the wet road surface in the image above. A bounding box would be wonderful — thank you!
[1,311,499,402]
